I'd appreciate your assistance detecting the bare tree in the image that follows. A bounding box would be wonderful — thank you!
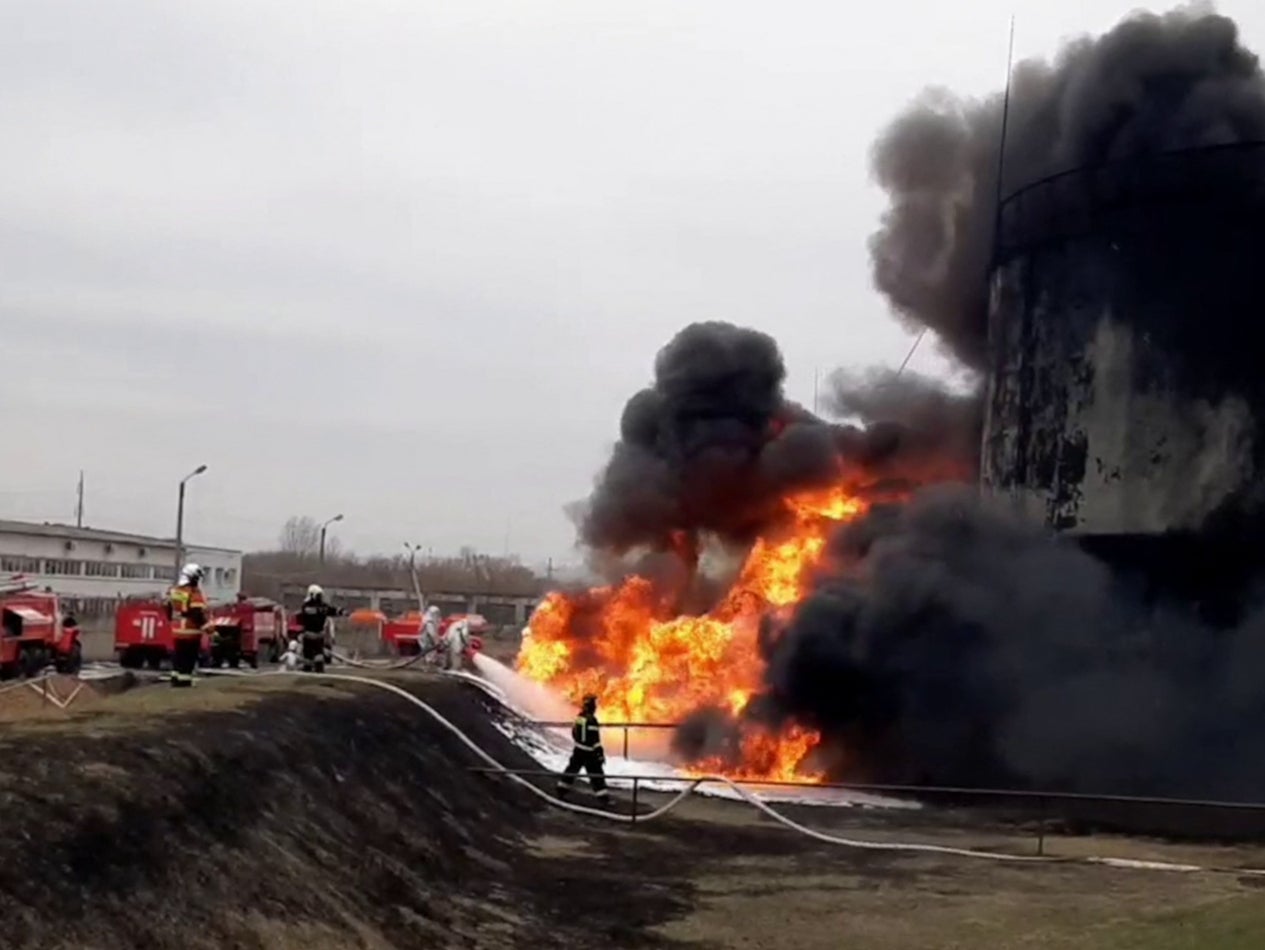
[279,516,321,556]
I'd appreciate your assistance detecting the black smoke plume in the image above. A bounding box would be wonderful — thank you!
[577,322,975,561]
[870,5,1265,367]
[756,485,1265,799]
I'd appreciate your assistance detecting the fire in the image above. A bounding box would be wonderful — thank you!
[516,485,865,782]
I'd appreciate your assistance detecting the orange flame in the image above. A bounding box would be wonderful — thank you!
[516,485,865,781]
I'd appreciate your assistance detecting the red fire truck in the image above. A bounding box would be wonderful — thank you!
[0,575,83,679]
[113,600,209,670]
[209,596,286,667]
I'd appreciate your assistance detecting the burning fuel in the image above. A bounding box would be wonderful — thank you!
[520,484,865,781]
[517,321,962,782]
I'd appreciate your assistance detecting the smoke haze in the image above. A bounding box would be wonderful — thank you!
[870,5,1265,367]
[577,322,976,565]
[757,486,1265,799]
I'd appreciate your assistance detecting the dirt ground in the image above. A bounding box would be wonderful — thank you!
[1,673,1264,949]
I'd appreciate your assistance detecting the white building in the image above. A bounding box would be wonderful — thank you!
[0,519,241,614]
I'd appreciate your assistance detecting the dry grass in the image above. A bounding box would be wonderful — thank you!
[652,850,1265,949]
[7,672,1265,949]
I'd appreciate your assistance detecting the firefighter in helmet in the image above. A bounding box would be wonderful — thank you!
[165,563,209,687]
[418,604,442,660]
[295,584,340,672]
[556,693,611,805]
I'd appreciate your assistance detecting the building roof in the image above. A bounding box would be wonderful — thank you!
[0,519,241,555]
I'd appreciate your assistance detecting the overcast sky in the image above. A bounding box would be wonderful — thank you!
[3,1,1263,566]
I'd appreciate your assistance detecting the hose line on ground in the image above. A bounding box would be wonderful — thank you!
[202,667,1260,876]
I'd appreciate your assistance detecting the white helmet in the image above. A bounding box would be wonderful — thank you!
[179,563,204,584]
[306,584,324,600]
[425,605,441,618]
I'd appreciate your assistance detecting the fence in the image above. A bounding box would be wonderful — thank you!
[485,719,1265,842]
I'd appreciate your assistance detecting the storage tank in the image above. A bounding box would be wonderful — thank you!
[981,143,1265,611]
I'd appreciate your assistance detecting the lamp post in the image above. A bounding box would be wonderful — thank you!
[319,514,344,564]
[403,542,426,613]
[174,464,208,581]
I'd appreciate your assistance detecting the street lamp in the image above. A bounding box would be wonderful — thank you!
[403,542,425,613]
[319,514,344,564]
[174,464,208,581]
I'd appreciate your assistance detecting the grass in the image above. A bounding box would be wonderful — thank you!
[648,842,1265,949]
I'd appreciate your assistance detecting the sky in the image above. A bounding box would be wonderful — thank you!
[4,0,1264,567]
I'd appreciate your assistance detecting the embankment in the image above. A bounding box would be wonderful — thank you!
[0,676,685,949]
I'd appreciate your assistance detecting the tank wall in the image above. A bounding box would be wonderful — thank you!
[982,146,1265,537]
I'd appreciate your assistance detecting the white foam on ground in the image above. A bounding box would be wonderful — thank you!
[468,655,917,810]
[79,662,125,681]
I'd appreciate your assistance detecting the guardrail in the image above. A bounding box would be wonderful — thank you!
[527,720,678,759]
[471,762,1265,849]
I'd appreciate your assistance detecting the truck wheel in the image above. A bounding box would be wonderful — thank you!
[20,647,47,679]
[57,641,83,676]
[120,649,142,670]
[145,653,162,671]
[248,652,259,670]
[228,652,241,669]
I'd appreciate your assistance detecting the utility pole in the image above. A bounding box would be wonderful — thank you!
[174,464,208,581]
[75,471,84,528]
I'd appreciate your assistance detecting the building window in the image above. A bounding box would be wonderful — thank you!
[0,555,42,574]
[84,561,121,578]
[119,564,151,580]
[43,559,83,576]
[148,565,174,581]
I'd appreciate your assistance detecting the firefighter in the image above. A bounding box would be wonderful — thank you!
[418,605,441,659]
[165,563,209,688]
[440,616,470,671]
[295,584,339,672]
[556,694,611,805]
[279,637,301,671]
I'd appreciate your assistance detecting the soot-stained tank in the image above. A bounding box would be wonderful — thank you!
[982,143,1265,613]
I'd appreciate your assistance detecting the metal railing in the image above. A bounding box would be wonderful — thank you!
[527,720,678,759]
[470,762,1265,851]
[995,140,1265,257]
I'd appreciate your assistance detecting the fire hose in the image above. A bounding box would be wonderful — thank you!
[199,666,1264,876]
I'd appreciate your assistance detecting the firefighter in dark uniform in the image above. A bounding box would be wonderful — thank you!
[295,584,340,672]
[556,694,611,804]
[165,563,209,687]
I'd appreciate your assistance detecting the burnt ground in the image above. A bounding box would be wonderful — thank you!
[2,674,1265,949]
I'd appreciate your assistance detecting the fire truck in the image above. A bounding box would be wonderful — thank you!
[115,595,285,670]
[114,600,208,670]
[209,596,286,667]
[0,574,83,679]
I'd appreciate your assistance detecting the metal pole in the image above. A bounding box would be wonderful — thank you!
[990,15,1018,266]
[320,514,343,566]
[1037,797,1046,856]
[174,465,206,581]
[623,726,629,760]
[174,480,186,581]
[631,777,639,825]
